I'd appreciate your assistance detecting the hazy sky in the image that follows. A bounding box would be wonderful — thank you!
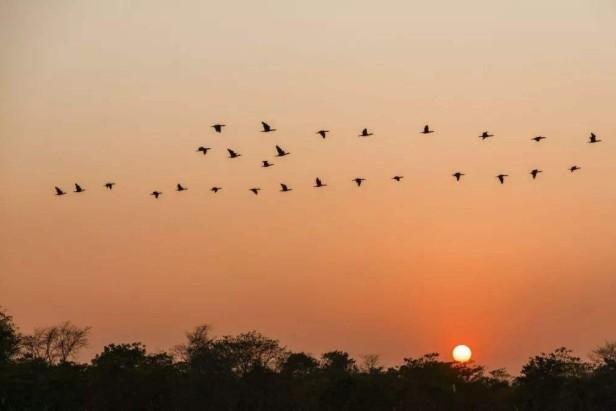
[1,0,615,372]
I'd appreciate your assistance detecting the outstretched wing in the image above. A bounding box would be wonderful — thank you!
[262,121,270,131]
[275,145,285,156]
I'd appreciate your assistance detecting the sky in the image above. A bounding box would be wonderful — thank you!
[1,0,615,373]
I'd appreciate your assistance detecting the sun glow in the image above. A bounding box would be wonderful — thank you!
[452,345,472,362]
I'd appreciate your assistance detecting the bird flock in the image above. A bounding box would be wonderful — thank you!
[52,123,604,198]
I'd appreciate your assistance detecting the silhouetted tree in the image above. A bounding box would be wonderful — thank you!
[0,308,20,364]
[21,321,90,364]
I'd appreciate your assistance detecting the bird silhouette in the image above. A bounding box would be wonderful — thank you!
[197,146,211,155]
[421,125,435,134]
[74,183,85,193]
[569,165,581,172]
[54,186,66,196]
[496,174,508,184]
[392,176,404,181]
[452,172,464,181]
[261,122,276,133]
[589,133,602,143]
[353,178,365,186]
[532,136,547,142]
[176,184,188,191]
[211,186,222,193]
[359,128,373,137]
[151,191,162,199]
[211,124,225,133]
[262,160,274,168]
[275,145,290,157]
[530,169,542,179]
[227,149,241,158]
[250,188,261,195]
[314,177,326,188]
[104,182,116,190]
[280,183,292,192]
[479,131,494,140]
[316,130,329,139]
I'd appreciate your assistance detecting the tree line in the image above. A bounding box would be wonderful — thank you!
[1,308,615,410]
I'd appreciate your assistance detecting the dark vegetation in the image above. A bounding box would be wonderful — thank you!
[1,307,615,410]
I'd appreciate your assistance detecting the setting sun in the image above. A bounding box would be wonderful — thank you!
[452,345,472,363]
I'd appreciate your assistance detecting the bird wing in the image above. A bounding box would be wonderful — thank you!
[227,149,236,156]
[75,184,82,190]
[262,121,270,131]
[316,178,321,185]
[275,145,285,155]
[424,125,429,132]
[55,187,63,194]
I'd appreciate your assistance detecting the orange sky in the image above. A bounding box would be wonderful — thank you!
[1,0,615,372]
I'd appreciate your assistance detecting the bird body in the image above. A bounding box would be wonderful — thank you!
[74,183,85,193]
[280,183,292,192]
[497,174,508,184]
[317,130,329,138]
[275,145,289,157]
[392,176,404,181]
[589,133,601,143]
[314,177,326,188]
[151,191,162,199]
[261,122,276,133]
[54,186,66,196]
[353,178,365,186]
[227,149,241,158]
[530,169,542,179]
[569,165,581,172]
[422,125,434,134]
[532,136,547,142]
[104,182,116,190]
[479,131,494,140]
[197,147,211,155]
[250,188,261,195]
[211,187,222,193]
[262,160,274,167]
[211,124,225,133]
[176,184,187,191]
[359,128,373,137]
[452,172,464,181]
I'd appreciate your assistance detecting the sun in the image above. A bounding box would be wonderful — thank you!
[452,345,472,362]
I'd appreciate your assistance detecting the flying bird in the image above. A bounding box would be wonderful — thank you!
[314,177,326,188]
[197,146,211,155]
[496,174,508,184]
[532,136,547,142]
[280,183,292,192]
[275,145,290,157]
[359,128,373,137]
[452,172,464,181]
[151,191,162,199]
[261,122,276,133]
[421,125,435,134]
[589,133,601,144]
[249,188,261,195]
[392,176,404,181]
[54,186,66,196]
[176,184,188,192]
[211,124,225,133]
[262,160,274,168]
[479,131,494,140]
[104,182,116,190]
[569,165,581,172]
[74,183,85,193]
[530,169,542,179]
[353,178,365,186]
[211,186,222,193]
[227,149,241,158]
[316,130,329,139]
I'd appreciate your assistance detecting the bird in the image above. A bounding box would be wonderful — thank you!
[176,184,188,192]
[261,122,276,133]
[359,128,373,137]
[392,176,404,181]
[197,146,211,155]
[262,160,274,168]
[54,186,66,196]
[532,136,547,142]
[74,183,85,193]
[479,131,494,140]
[530,169,542,179]
[421,125,434,134]
[314,177,326,188]
[280,183,292,192]
[569,165,581,172]
[249,188,261,195]
[275,145,290,157]
[211,124,225,133]
[316,130,329,139]
[104,182,116,190]
[353,178,365,186]
[452,172,464,181]
[211,186,222,193]
[151,191,162,199]
[227,149,241,158]
[589,133,602,144]
[496,174,508,184]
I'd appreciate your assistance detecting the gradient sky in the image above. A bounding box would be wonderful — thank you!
[1,0,615,372]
